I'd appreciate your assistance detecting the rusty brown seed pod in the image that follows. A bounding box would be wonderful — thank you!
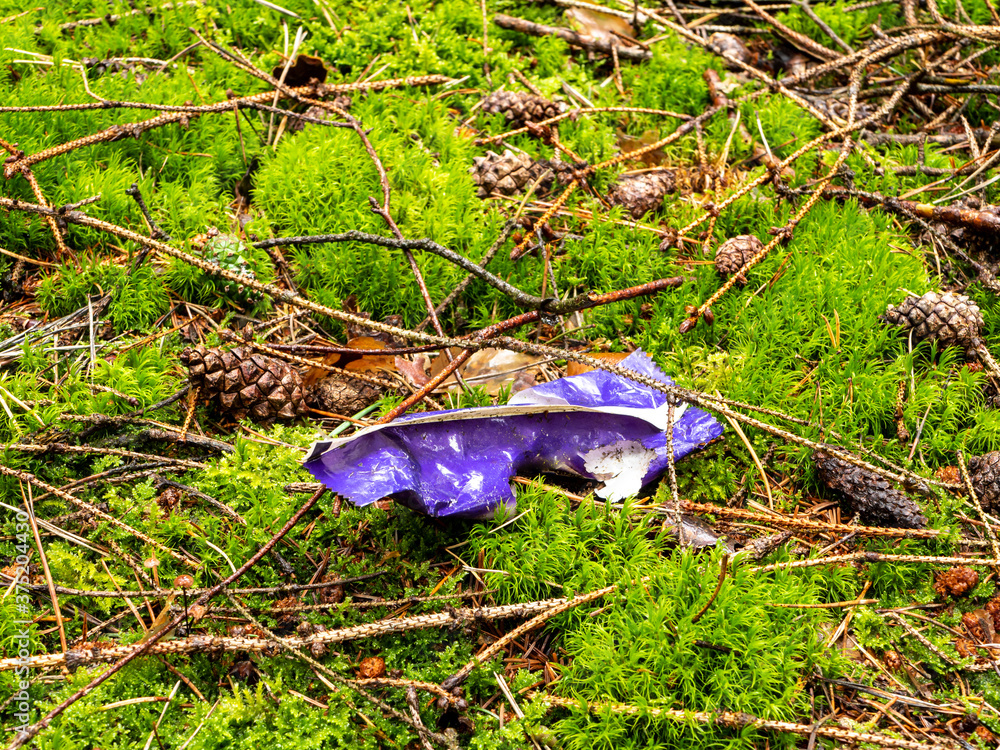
[679,317,699,334]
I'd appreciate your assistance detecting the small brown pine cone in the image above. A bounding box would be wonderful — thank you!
[934,465,961,485]
[607,171,678,219]
[157,486,182,516]
[985,595,1000,630]
[471,150,553,198]
[307,375,384,416]
[982,380,1000,410]
[954,638,979,659]
[318,575,345,605]
[357,656,386,679]
[883,291,983,355]
[961,610,988,641]
[813,450,927,528]
[968,451,1000,512]
[481,90,561,127]
[274,594,300,627]
[180,345,307,424]
[934,566,979,598]
[715,235,764,286]
[883,650,903,670]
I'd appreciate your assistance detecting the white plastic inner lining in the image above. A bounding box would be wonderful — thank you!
[583,440,658,501]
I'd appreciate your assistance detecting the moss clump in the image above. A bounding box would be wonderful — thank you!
[36,259,169,332]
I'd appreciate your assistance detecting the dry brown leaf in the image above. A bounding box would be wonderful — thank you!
[565,7,634,43]
[428,347,544,395]
[395,354,432,387]
[342,337,395,372]
[271,53,329,87]
[566,351,629,376]
[617,129,669,167]
[303,336,396,387]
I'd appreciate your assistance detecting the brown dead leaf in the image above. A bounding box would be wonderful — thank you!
[302,336,396,387]
[342,337,394,371]
[271,54,328,87]
[617,129,668,167]
[395,353,432,387]
[565,7,634,43]
[566,351,629,376]
[429,347,544,395]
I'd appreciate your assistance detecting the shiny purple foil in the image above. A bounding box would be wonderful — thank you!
[303,350,723,518]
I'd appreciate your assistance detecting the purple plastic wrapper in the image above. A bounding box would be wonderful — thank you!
[303,350,723,518]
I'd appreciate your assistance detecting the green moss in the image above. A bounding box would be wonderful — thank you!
[776,0,901,48]
[37,259,169,332]
[3,0,999,745]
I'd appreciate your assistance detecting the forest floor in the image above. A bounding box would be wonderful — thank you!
[2,0,1000,748]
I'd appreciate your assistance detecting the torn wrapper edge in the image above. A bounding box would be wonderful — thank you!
[303,349,724,518]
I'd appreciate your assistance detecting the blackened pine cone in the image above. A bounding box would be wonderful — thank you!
[968,206,1000,256]
[481,90,561,127]
[813,450,927,529]
[715,235,764,285]
[883,291,983,355]
[969,451,1000,512]
[946,197,1000,257]
[180,345,307,424]
[607,171,677,219]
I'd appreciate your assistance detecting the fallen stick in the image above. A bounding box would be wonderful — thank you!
[494,14,652,61]
[0,597,566,672]
[535,694,958,750]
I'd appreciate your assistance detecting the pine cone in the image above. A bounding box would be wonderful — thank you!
[180,345,306,423]
[985,595,1000,630]
[481,90,560,127]
[198,232,264,306]
[941,197,1000,257]
[157,486,182,515]
[471,150,553,198]
[934,567,979,598]
[968,204,1000,256]
[607,171,677,219]
[357,656,386,679]
[969,452,1000,512]
[715,235,764,285]
[883,291,983,354]
[306,375,383,416]
[813,450,927,528]
[954,638,979,659]
[883,650,902,670]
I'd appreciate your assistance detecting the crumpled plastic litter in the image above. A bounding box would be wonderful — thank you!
[303,349,723,519]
